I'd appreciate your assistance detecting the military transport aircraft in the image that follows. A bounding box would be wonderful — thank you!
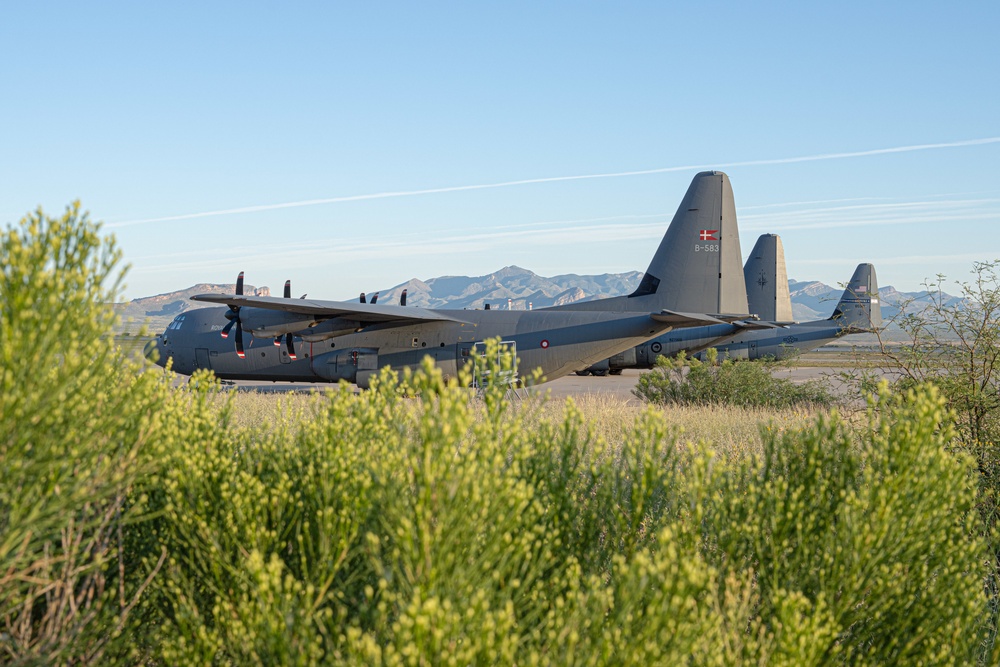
[695,262,881,361]
[146,170,758,387]
[577,232,881,374]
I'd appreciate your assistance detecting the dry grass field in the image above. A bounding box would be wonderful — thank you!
[218,383,832,466]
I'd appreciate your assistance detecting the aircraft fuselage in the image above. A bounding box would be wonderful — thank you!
[152,305,671,387]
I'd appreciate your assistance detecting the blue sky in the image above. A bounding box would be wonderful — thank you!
[2,2,998,300]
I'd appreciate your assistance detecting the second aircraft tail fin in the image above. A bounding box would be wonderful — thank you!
[744,234,793,322]
[830,263,882,333]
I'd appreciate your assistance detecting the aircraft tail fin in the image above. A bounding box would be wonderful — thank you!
[744,234,793,322]
[830,263,882,333]
[630,170,748,313]
[551,171,748,316]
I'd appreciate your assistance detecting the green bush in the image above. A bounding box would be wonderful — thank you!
[0,204,167,664]
[133,368,992,664]
[633,349,835,409]
[3,204,996,664]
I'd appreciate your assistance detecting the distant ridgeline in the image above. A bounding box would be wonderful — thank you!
[115,266,956,336]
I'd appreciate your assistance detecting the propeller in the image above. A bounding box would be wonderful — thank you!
[370,292,379,304]
[401,288,407,306]
[360,292,366,304]
[220,271,246,359]
[271,279,298,360]
[274,280,292,346]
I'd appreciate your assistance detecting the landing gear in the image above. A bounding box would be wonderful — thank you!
[608,369,623,376]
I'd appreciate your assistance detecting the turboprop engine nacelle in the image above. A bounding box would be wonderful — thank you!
[298,317,365,342]
[239,308,318,337]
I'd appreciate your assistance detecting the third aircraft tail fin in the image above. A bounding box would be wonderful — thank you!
[830,263,882,333]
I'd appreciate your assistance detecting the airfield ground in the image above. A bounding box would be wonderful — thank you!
[123,334,888,404]
[216,344,882,405]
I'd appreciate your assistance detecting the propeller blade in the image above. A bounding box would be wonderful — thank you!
[371,292,379,304]
[401,288,407,306]
[284,279,291,299]
[360,292,366,304]
[273,336,282,346]
[285,333,297,360]
[235,320,245,359]
[236,271,244,296]
[220,319,235,338]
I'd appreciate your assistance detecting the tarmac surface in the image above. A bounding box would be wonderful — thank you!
[226,364,866,403]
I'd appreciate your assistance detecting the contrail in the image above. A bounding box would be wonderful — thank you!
[108,136,1000,227]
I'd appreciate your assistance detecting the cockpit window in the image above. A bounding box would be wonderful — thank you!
[167,314,187,330]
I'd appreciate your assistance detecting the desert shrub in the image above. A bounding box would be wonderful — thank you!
[0,204,167,664]
[633,348,835,409]
[134,366,994,664]
[705,386,989,664]
[3,204,995,664]
[865,263,1000,539]
[857,261,1000,657]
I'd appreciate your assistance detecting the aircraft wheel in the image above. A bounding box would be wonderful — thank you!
[608,369,623,376]
[575,370,592,376]
[592,369,610,377]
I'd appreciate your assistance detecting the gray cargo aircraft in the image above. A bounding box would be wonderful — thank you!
[579,236,880,374]
[697,262,880,361]
[575,231,792,375]
[146,171,756,387]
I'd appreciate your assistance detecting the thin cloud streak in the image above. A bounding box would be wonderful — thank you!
[109,137,1000,227]
[795,252,1000,267]
[132,221,670,275]
[741,197,1000,219]
[130,194,1000,271]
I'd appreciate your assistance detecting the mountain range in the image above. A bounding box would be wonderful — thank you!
[116,266,960,336]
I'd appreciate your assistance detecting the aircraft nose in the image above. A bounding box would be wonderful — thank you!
[144,337,165,367]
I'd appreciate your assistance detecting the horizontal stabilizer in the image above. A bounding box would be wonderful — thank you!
[651,310,749,328]
[733,320,785,331]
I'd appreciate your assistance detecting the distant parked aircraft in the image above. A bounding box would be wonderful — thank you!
[696,262,880,361]
[576,234,880,375]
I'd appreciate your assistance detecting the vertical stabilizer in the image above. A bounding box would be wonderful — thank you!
[547,171,749,316]
[631,170,747,314]
[830,263,882,333]
[744,234,793,322]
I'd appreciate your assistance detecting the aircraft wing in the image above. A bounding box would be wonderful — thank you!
[190,293,468,325]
